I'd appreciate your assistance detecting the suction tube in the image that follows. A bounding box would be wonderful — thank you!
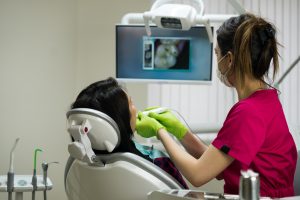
[32,148,42,200]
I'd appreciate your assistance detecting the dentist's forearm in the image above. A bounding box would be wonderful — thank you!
[158,128,233,187]
[157,128,200,184]
[181,130,208,159]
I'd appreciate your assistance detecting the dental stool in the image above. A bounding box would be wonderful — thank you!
[64,108,183,200]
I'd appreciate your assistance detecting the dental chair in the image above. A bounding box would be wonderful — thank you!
[64,108,183,200]
[290,124,300,195]
[295,150,300,195]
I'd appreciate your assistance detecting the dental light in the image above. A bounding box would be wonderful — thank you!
[121,0,246,43]
[143,0,205,37]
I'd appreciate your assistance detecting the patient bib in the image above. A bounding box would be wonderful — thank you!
[133,140,189,189]
[133,141,168,160]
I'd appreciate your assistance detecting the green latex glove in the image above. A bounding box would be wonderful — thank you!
[148,110,188,140]
[136,112,165,138]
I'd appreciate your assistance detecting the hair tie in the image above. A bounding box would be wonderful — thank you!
[258,27,274,47]
[265,27,275,38]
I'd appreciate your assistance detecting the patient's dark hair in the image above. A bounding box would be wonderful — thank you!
[71,77,135,153]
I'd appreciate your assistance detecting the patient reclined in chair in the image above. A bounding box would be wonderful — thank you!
[64,78,187,200]
[65,108,186,200]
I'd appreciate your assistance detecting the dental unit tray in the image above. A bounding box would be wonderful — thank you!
[148,190,239,200]
[148,190,272,200]
[0,175,53,199]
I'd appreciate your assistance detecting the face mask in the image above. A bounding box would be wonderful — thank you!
[216,54,233,87]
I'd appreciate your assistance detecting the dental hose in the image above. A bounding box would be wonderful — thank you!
[7,171,13,200]
[7,170,13,200]
[32,148,42,200]
[42,161,59,200]
[7,138,20,200]
[43,163,47,200]
[42,163,48,200]
[8,193,12,200]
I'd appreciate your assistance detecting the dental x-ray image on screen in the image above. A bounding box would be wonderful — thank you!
[143,37,190,71]
[116,25,213,83]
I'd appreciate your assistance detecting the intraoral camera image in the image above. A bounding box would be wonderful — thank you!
[143,37,190,70]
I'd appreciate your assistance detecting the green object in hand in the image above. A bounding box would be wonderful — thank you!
[148,110,188,140]
[136,112,165,138]
[143,106,160,111]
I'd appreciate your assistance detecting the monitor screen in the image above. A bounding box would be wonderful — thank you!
[116,25,213,84]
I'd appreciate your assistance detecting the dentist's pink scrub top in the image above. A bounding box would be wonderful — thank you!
[212,89,297,198]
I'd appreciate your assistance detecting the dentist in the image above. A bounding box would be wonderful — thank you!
[136,13,297,198]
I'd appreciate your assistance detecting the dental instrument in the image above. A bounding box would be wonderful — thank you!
[31,148,42,200]
[7,138,20,200]
[142,107,168,116]
[42,162,59,200]
[148,190,245,200]
[1,145,54,200]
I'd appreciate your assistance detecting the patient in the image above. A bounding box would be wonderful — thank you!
[70,77,188,189]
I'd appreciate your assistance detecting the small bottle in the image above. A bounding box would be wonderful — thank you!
[239,169,260,200]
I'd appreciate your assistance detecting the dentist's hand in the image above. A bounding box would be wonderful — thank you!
[136,112,165,138]
[148,110,188,140]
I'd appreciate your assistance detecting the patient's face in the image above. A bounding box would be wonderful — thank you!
[128,95,137,132]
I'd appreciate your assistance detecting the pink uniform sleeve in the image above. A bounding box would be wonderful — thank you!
[212,101,266,165]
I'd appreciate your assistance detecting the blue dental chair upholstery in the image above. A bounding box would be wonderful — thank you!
[64,108,183,200]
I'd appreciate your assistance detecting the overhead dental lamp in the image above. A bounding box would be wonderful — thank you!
[121,0,246,43]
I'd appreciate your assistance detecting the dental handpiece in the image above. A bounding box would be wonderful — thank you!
[42,162,59,200]
[142,107,168,116]
[7,138,20,200]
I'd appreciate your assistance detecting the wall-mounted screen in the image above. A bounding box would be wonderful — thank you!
[116,25,213,84]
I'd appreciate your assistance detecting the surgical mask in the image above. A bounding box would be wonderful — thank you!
[216,54,233,87]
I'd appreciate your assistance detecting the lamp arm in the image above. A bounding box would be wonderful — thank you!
[121,13,144,25]
[275,55,300,87]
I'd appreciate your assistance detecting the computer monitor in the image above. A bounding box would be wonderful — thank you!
[116,25,213,84]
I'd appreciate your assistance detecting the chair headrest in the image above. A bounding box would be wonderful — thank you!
[67,108,121,152]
